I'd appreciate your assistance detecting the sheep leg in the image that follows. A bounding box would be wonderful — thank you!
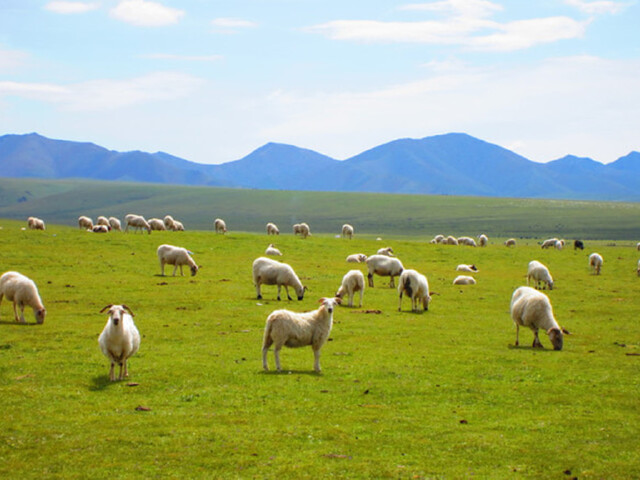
[348,293,354,308]
[262,346,270,371]
[179,265,184,276]
[358,289,363,308]
[13,301,25,323]
[368,273,374,288]
[313,347,322,373]
[398,291,403,311]
[515,324,520,346]
[276,285,281,301]
[389,276,395,288]
[256,283,262,300]
[122,360,129,379]
[532,329,543,348]
[274,346,282,371]
[118,362,125,380]
[160,261,165,276]
[284,286,292,301]
[109,362,116,381]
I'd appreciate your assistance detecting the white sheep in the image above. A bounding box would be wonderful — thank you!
[125,214,151,234]
[527,260,554,290]
[0,271,46,324]
[96,216,110,227]
[78,215,93,230]
[457,236,477,247]
[431,234,445,244]
[510,286,569,350]
[98,304,141,381]
[376,246,394,256]
[398,269,430,312]
[262,297,340,373]
[335,269,365,307]
[366,254,404,288]
[541,238,558,249]
[157,244,199,276]
[252,257,306,301]
[505,238,516,247]
[292,223,302,235]
[478,234,488,247]
[108,216,122,231]
[589,252,603,275]
[297,222,311,239]
[456,264,478,273]
[214,218,227,234]
[346,253,367,263]
[453,275,476,285]
[91,225,109,233]
[266,222,280,235]
[27,217,45,230]
[265,244,283,256]
[342,224,354,239]
[555,240,563,250]
[172,220,185,231]
[445,236,459,245]
[164,215,176,230]
[148,218,166,231]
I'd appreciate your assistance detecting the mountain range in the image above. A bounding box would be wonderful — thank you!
[1,132,639,201]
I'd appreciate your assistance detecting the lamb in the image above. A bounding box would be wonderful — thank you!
[478,234,488,247]
[27,217,45,230]
[398,269,430,312]
[214,218,227,234]
[262,297,340,373]
[453,275,476,285]
[157,244,199,276]
[266,222,280,235]
[527,260,554,290]
[504,238,516,247]
[510,286,569,350]
[108,216,122,231]
[346,253,367,263]
[335,269,365,307]
[265,244,283,256]
[0,271,46,324]
[91,225,109,233]
[541,238,558,249]
[456,264,478,273]
[445,236,459,245]
[252,257,306,301]
[376,246,394,256]
[163,215,176,230]
[98,304,141,381]
[78,215,93,230]
[148,218,166,231]
[342,224,354,239]
[589,252,603,275]
[125,214,151,234]
[457,236,477,247]
[574,239,584,250]
[366,254,404,288]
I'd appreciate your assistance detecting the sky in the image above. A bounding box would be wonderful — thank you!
[0,0,639,165]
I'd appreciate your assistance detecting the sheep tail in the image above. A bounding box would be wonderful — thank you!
[403,276,413,298]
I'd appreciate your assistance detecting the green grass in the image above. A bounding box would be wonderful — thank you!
[0,219,639,479]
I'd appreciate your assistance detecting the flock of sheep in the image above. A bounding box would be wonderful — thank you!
[8,216,640,376]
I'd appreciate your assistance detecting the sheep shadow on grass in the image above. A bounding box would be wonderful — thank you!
[259,369,322,376]
[89,375,118,391]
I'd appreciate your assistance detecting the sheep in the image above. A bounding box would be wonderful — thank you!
[478,234,488,247]
[456,264,478,273]
[96,216,110,227]
[366,254,404,288]
[148,218,166,231]
[346,253,367,263]
[293,223,302,235]
[163,215,176,230]
[457,236,477,247]
[541,238,558,249]
[342,224,354,239]
[510,286,569,351]
[431,234,445,244]
[574,239,584,250]
[125,214,151,234]
[266,222,280,235]
[262,297,340,373]
[398,269,430,312]
[265,244,283,256]
[98,304,141,381]
[157,244,199,276]
[108,216,122,231]
[78,215,93,230]
[445,236,459,246]
[91,225,109,233]
[27,217,45,230]
[214,218,227,234]
[505,238,516,247]
[0,271,46,324]
[527,260,554,290]
[376,246,394,256]
[335,270,365,307]
[172,220,185,231]
[297,222,311,239]
[252,257,306,301]
[555,240,564,250]
[453,275,476,285]
[589,252,603,275]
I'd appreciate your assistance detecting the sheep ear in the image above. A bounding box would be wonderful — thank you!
[100,304,113,313]
[561,327,571,335]
[318,297,326,304]
[334,297,342,304]
[122,304,135,316]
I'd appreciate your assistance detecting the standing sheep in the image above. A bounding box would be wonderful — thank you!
[27,217,45,230]
[342,224,354,239]
[541,238,558,249]
[431,234,445,244]
[148,218,166,231]
[510,286,569,351]
[164,215,176,230]
[445,236,459,245]
[266,222,280,235]
[366,254,404,288]
[252,257,306,301]
[505,238,516,247]
[108,217,122,231]
[125,214,151,234]
[298,223,311,239]
[98,304,141,381]
[457,237,477,247]
[527,260,554,290]
[398,269,430,312]
[78,216,93,230]
[574,240,584,250]
[478,234,488,247]
[214,218,227,234]
[172,220,185,231]
[0,271,46,324]
[262,297,340,373]
[335,270,365,307]
[96,216,110,227]
[157,244,199,276]
[589,253,603,275]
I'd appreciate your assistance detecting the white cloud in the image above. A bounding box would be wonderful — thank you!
[142,53,223,62]
[0,46,28,72]
[564,0,630,15]
[400,0,503,18]
[110,0,184,27]
[44,1,100,14]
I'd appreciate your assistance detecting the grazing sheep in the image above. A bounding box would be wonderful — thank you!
[266,222,280,235]
[574,239,584,250]
[148,218,166,231]
[297,222,311,239]
[505,238,516,247]
[163,215,176,230]
[445,236,459,245]
[108,216,122,231]
[0,271,46,324]
[335,270,365,307]
[457,236,477,247]
[453,275,476,285]
[366,254,404,288]
[91,225,109,233]
[555,240,564,250]
[265,244,282,256]
[157,244,199,276]
[510,286,569,351]
[541,238,558,249]
[293,223,302,235]
[456,264,478,273]
[214,218,227,234]
[98,304,141,381]
[376,246,394,256]
[342,224,354,239]
[125,214,151,234]
[527,260,554,290]
[252,257,306,301]
[398,269,430,312]
[589,252,603,275]
[431,234,445,244]
[262,297,340,373]
[78,215,93,230]
[96,216,110,227]
[346,253,367,263]
[27,216,45,230]
[172,220,185,231]
[478,234,488,247]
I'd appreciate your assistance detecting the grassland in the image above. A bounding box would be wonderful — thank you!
[0,219,639,479]
[1,177,640,239]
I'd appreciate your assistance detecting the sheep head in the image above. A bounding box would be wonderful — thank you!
[35,308,46,324]
[547,327,564,351]
[318,297,341,314]
[100,304,135,326]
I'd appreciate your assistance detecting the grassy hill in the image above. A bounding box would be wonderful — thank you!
[1,177,640,239]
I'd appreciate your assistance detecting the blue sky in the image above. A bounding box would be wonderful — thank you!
[1,0,638,164]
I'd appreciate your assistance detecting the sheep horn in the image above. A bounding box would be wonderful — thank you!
[100,305,113,313]
[122,304,135,317]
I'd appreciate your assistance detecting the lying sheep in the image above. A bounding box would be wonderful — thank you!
[453,275,476,285]
[252,257,306,301]
[0,271,46,324]
[266,222,280,235]
[125,214,151,234]
[478,234,488,247]
[541,238,558,249]
[262,297,340,373]
[335,270,365,307]
[589,252,603,275]
[78,215,93,230]
[457,236,477,247]
[505,238,516,247]
[164,215,176,230]
[510,286,569,350]
[342,224,354,239]
[98,304,141,381]
[346,253,367,263]
[157,244,199,276]
[27,217,45,230]
[265,244,282,256]
[366,254,404,288]
[398,269,430,312]
[108,216,122,231]
[376,246,394,256]
[91,225,109,233]
[456,264,478,273]
[148,218,166,231]
[214,218,227,234]
[527,260,554,290]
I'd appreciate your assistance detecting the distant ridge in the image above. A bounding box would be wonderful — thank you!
[0,132,638,200]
